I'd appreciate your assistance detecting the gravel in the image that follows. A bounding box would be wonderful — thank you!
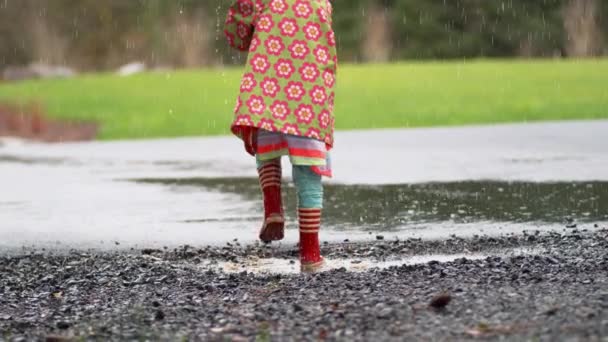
[1,229,607,341]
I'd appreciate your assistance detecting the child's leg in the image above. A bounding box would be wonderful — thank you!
[257,158,285,242]
[293,165,324,271]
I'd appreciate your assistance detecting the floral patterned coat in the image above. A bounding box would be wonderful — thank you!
[225,0,337,155]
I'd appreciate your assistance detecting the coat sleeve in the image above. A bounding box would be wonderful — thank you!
[224,0,256,52]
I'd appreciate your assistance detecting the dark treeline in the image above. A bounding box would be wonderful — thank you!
[0,0,606,71]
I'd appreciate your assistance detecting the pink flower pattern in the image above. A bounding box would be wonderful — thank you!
[260,77,281,97]
[326,31,336,47]
[264,35,285,56]
[309,86,327,105]
[257,14,274,32]
[258,118,277,131]
[305,127,322,140]
[299,62,320,82]
[322,69,334,88]
[274,59,295,79]
[278,18,299,37]
[246,95,266,115]
[226,0,337,147]
[250,54,270,74]
[234,114,254,126]
[237,0,254,17]
[303,22,322,41]
[295,104,315,124]
[285,81,305,101]
[293,1,313,19]
[269,0,288,14]
[240,73,257,92]
[317,7,328,23]
[288,40,310,59]
[249,36,261,52]
[313,45,330,65]
[237,22,251,40]
[318,109,330,129]
[270,100,290,121]
[281,123,301,136]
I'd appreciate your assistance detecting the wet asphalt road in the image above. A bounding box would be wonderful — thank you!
[1,120,607,250]
[1,121,608,341]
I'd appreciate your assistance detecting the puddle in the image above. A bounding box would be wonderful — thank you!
[136,178,608,230]
[215,255,486,275]
[211,247,542,275]
[1,122,607,249]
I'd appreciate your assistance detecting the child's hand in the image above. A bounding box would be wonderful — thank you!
[224,0,256,52]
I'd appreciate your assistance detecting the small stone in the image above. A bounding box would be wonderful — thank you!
[376,235,384,240]
[56,321,70,330]
[544,307,559,316]
[377,307,393,318]
[545,257,559,264]
[429,293,452,310]
[155,310,165,321]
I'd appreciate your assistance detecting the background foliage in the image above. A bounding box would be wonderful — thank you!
[0,0,606,71]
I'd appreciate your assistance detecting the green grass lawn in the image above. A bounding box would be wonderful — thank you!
[0,59,607,140]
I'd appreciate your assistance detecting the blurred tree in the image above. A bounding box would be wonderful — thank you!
[388,0,566,59]
[0,0,606,72]
[331,0,368,61]
[362,0,392,62]
[562,0,603,57]
[603,1,608,54]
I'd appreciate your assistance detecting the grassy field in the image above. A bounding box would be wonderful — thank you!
[0,59,607,140]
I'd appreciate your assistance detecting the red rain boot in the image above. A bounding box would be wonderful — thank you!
[258,160,285,242]
[298,208,325,272]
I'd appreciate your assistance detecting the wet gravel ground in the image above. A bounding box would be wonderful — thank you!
[1,229,607,341]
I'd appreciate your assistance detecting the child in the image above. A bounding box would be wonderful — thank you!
[225,0,337,272]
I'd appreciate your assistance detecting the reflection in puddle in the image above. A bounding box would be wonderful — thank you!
[136,178,608,232]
